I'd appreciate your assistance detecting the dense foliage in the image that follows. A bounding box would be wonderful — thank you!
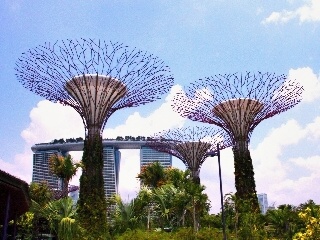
[12,164,320,239]
[112,164,210,234]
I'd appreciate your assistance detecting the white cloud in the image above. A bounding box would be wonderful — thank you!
[21,100,84,145]
[288,67,320,103]
[117,150,141,200]
[305,116,320,139]
[297,0,320,22]
[250,116,320,208]
[0,100,83,183]
[290,155,320,173]
[252,119,305,198]
[0,152,31,183]
[262,10,297,24]
[262,0,320,24]
[103,85,186,138]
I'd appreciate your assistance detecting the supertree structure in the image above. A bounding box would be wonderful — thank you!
[172,72,303,211]
[147,126,232,184]
[15,39,173,236]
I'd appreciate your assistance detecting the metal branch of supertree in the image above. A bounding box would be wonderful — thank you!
[147,126,232,181]
[15,38,174,136]
[172,72,303,144]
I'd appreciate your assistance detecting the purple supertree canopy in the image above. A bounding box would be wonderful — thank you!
[15,39,174,135]
[172,72,303,144]
[147,126,232,180]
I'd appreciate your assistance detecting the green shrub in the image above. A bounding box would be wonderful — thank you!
[114,229,171,240]
[113,227,229,240]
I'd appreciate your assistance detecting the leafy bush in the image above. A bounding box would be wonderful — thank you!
[293,207,320,239]
[113,227,228,240]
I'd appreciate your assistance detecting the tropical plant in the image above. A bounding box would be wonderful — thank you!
[134,186,154,230]
[108,194,141,235]
[29,181,53,206]
[293,206,320,239]
[137,161,166,188]
[222,192,267,239]
[113,227,229,240]
[49,154,81,198]
[182,177,209,232]
[16,212,34,239]
[42,197,81,240]
[136,166,210,232]
[265,204,299,239]
[21,182,54,238]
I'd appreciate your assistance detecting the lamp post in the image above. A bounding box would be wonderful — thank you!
[207,143,227,240]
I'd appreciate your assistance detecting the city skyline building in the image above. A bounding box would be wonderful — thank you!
[103,146,121,198]
[32,150,62,190]
[140,146,172,170]
[257,193,269,214]
[31,139,172,198]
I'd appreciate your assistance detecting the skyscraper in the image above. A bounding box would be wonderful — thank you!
[32,146,122,199]
[140,146,172,169]
[32,150,61,190]
[257,193,268,214]
[32,140,172,198]
[102,146,121,198]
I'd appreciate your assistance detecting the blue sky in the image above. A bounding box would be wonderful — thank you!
[1,0,320,213]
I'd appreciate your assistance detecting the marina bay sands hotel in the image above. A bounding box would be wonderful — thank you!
[31,137,172,198]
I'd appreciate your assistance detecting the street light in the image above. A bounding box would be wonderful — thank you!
[207,143,227,240]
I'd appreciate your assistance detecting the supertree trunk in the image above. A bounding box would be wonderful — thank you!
[233,141,259,212]
[77,134,109,237]
[190,169,201,185]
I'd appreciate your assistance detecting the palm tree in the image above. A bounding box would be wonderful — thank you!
[49,154,81,198]
[137,161,166,188]
[29,181,54,206]
[135,186,153,230]
[108,195,140,234]
[266,204,298,239]
[28,182,54,238]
